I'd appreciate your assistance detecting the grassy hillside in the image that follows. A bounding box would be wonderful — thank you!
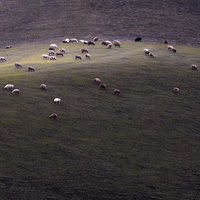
[0,0,200,48]
[0,41,200,199]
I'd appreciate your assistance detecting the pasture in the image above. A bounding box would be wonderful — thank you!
[0,41,200,199]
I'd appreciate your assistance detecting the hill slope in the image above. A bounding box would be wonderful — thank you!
[0,0,200,48]
[0,42,200,199]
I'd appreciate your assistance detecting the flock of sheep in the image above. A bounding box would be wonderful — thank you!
[1,37,198,119]
[1,37,123,119]
[40,38,121,61]
[142,41,198,94]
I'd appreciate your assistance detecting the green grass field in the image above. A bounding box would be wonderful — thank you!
[0,42,200,200]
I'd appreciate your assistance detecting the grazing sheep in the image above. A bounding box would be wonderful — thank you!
[60,48,66,53]
[149,52,155,58]
[50,44,58,49]
[75,55,82,60]
[81,48,89,53]
[62,38,70,43]
[105,41,112,45]
[0,57,6,62]
[102,41,112,46]
[49,113,58,119]
[28,66,35,71]
[94,78,101,85]
[85,53,90,59]
[100,84,106,90]
[144,49,150,55]
[114,40,121,47]
[48,50,55,56]
[191,64,198,70]
[79,40,88,45]
[173,87,179,93]
[102,41,107,46]
[168,45,173,50]
[54,98,61,105]
[83,41,89,45]
[4,84,14,90]
[43,54,50,59]
[40,84,46,90]
[15,62,22,68]
[93,37,98,42]
[50,56,57,60]
[6,45,12,49]
[164,40,168,44]
[88,41,95,46]
[172,48,177,53]
[135,37,142,42]
[12,89,20,94]
[56,52,64,56]
[113,89,121,95]
[107,44,112,49]
[70,38,78,43]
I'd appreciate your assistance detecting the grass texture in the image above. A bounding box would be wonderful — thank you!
[0,41,200,200]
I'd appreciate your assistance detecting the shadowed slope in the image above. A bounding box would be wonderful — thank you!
[0,0,200,48]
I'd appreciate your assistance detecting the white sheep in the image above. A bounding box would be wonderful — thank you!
[4,84,14,90]
[93,37,98,42]
[105,41,112,45]
[88,41,95,46]
[12,89,20,94]
[173,87,179,93]
[56,52,64,56]
[43,54,50,59]
[60,48,66,53]
[102,41,112,46]
[6,45,12,49]
[100,84,106,90]
[49,113,58,119]
[80,40,88,43]
[168,45,173,50]
[191,64,198,70]
[107,44,112,49]
[40,84,46,90]
[70,38,78,43]
[114,40,120,47]
[50,44,58,49]
[0,57,6,62]
[75,55,82,60]
[85,53,90,59]
[62,38,70,43]
[28,66,35,71]
[48,50,55,56]
[149,52,155,58]
[83,41,89,45]
[113,89,121,95]
[144,49,150,55]
[54,98,61,105]
[50,56,57,60]
[81,48,89,53]
[15,62,22,68]
[94,78,101,85]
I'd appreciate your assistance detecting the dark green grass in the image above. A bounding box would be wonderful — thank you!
[0,42,200,200]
